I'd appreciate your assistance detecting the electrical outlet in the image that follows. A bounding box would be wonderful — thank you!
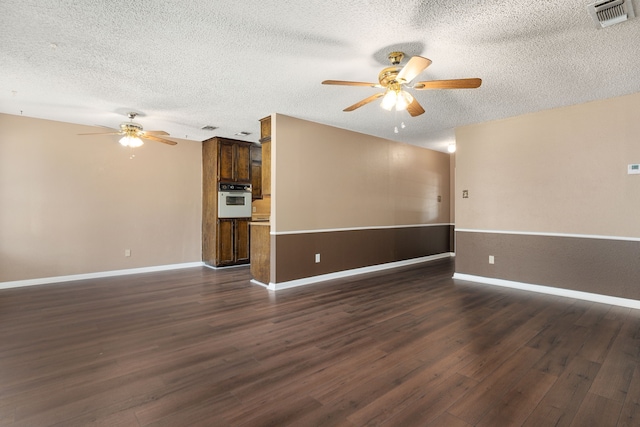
[315,253,320,263]
[252,206,257,212]
[462,190,469,199]
[125,249,131,257]
[489,255,494,264]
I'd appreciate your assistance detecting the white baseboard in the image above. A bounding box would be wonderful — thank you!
[250,279,269,288]
[0,262,205,290]
[453,273,640,310]
[203,263,250,270]
[268,253,455,291]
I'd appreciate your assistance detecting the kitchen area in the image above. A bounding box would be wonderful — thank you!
[202,115,271,284]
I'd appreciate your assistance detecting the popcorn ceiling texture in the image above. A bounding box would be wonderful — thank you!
[1,0,640,151]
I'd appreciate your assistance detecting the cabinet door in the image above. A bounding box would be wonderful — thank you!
[262,140,271,196]
[216,219,235,265]
[250,144,262,199]
[260,116,271,141]
[235,219,250,263]
[236,143,251,183]
[218,141,235,182]
[251,162,262,199]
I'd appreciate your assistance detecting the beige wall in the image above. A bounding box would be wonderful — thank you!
[272,114,451,233]
[0,113,202,282]
[455,92,640,299]
[456,92,640,237]
[269,114,452,284]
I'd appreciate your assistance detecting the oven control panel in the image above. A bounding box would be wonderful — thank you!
[219,183,252,192]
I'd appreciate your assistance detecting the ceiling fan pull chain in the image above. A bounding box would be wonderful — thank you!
[393,108,398,133]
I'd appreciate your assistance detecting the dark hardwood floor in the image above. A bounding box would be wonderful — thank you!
[1,258,640,426]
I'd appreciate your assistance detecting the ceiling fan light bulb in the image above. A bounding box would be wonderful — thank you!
[128,136,144,147]
[381,90,397,110]
[395,91,413,111]
[119,135,132,147]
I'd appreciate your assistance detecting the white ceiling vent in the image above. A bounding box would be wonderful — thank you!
[587,0,635,28]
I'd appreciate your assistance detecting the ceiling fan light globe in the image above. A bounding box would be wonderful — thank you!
[395,91,414,111]
[381,90,397,110]
[119,135,143,147]
[129,137,144,147]
[119,135,132,147]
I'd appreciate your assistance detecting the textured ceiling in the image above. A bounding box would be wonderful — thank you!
[2,0,640,151]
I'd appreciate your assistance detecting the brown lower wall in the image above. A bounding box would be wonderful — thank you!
[456,231,640,300]
[274,225,453,283]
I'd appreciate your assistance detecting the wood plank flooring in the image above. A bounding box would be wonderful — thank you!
[2,258,640,426]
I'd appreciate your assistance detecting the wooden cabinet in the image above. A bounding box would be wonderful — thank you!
[202,136,253,267]
[259,116,271,197]
[235,219,250,263]
[261,140,271,197]
[218,139,250,183]
[216,219,250,266]
[260,116,271,140]
[251,144,262,200]
[250,116,272,285]
[250,222,270,284]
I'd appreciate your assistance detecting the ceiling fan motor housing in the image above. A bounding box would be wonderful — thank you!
[378,51,410,87]
[120,122,144,134]
[378,66,402,87]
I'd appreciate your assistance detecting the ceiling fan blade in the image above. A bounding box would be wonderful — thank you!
[406,98,425,117]
[322,80,380,87]
[343,92,385,112]
[77,131,121,136]
[397,56,432,83]
[96,124,120,130]
[141,130,169,136]
[413,78,482,90]
[142,134,178,145]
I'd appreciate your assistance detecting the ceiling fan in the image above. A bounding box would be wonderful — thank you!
[78,112,177,147]
[322,51,482,117]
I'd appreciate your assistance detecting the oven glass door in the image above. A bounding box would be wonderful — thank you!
[225,195,246,206]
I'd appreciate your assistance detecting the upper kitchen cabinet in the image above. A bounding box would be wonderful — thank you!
[216,138,251,183]
[260,116,271,142]
[251,144,262,200]
[259,116,271,197]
